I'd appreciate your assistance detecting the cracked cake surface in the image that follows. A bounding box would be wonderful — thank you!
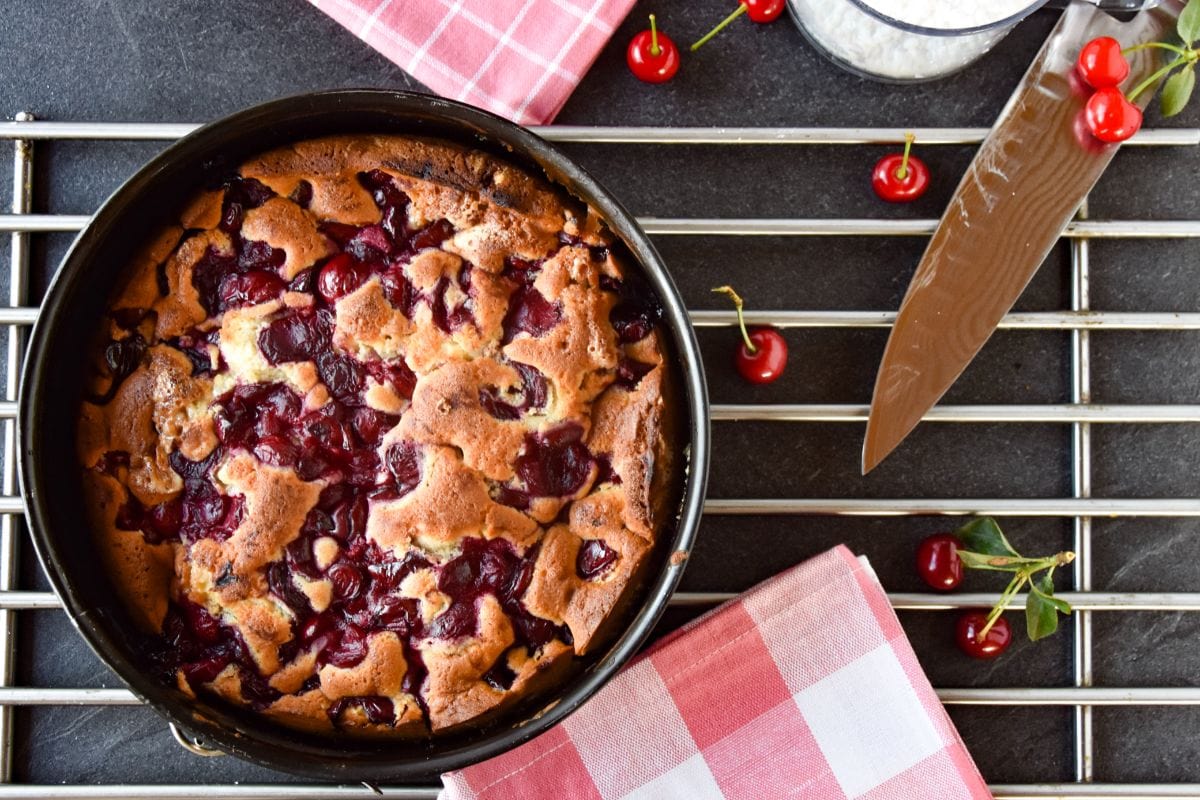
[76,134,675,736]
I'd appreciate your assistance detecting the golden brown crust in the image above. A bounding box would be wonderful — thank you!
[78,133,674,736]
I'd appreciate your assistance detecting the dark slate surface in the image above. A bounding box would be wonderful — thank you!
[2,0,1200,788]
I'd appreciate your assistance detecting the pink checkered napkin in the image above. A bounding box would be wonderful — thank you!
[307,0,636,125]
[440,546,992,800]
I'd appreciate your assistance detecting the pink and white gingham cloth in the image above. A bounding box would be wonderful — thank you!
[440,546,992,800]
[307,0,636,125]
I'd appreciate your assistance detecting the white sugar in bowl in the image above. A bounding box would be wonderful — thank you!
[786,0,1049,82]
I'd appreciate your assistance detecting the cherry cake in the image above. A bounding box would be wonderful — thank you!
[75,135,676,736]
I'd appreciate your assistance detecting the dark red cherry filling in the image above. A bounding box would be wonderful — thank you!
[359,169,410,240]
[431,538,564,651]
[576,539,618,580]
[317,253,369,302]
[482,651,518,692]
[508,423,595,504]
[615,358,654,390]
[192,242,287,317]
[500,256,562,344]
[479,362,548,421]
[411,219,456,252]
[169,449,246,543]
[329,695,396,727]
[363,358,417,401]
[169,328,222,376]
[557,231,609,263]
[378,442,422,501]
[601,274,663,344]
[219,177,274,234]
[88,332,147,404]
[429,265,475,333]
[258,306,334,366]
[150,600,281,710]
[380,267,419,318]
[502,285,561,344]
[593,454,621,486]
[290,180,313,209]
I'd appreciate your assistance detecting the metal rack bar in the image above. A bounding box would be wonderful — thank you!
[7,589,1200,611]
[690,310,1200,329]
[702,498,1200,516]
[1,121,1198,146]
[8,306,1200,331]
[3,686,1197,706]
[0,784,1193,800]
[1073,202,1095,782]
[0,113,31,783]
[640,218,1200,238]
[710,404,1200,422]
[9,214,1200,238]
[3,495,1200,518]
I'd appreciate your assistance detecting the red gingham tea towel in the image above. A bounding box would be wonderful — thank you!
[440,545,992,800]
[307,0,636,125]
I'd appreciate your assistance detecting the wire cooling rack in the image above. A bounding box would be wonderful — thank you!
[3,116,1200,797]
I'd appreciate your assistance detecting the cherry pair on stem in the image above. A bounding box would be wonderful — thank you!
[626,1,784,84]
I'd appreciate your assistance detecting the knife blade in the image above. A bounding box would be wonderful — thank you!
[861,0,1180,475]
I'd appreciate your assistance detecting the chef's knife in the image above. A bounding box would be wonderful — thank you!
[862,0,1180,474]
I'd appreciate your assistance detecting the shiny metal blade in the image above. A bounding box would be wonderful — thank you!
[862,0,1178,474]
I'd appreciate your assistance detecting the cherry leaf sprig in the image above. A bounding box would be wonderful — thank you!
[954,518,1076,642]
[1125,0,1200,117]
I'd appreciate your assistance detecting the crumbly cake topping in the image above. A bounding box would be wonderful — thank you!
[77,134,671,735]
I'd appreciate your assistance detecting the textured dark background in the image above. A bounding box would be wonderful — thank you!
[1,0,1199,789]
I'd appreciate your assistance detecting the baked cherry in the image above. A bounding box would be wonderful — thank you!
[713,285,787,385]
[691,0,785,51]
[1084,86,1142,143]
[956,611,1012,659]
[626,14,680,84]
[915,533,963,591]
[1077,36,1129,89]
[872,133,930,203]
[318,253,368,302]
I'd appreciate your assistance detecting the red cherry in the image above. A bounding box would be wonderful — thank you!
[955,611,1012,659]
[1084,87,1142,143]
[736,327,788,384]
[915,533,964,591]
[626,15,680,84]
[714,286,787,385]
[742,0,785,23]
[1077,36,1129,89]
[872,133,930,203]
[691,0,784,51]
[318,253,367,302]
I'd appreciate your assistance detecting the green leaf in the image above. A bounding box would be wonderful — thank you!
[1179,0,1200,46]
[1031,575,1072,614]
[1162,66,1196,117]
[1025,575,1070,641]
[1025,590,1059,641]
[956,517,1019,558]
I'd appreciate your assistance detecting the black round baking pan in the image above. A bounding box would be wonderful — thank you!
[16,90,709,780]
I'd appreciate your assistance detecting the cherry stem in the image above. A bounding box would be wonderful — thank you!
[1122,41,1189,58]
[649,14,661,57]
[712,285,757,353]
[894,132,915,181]
[691,3,747,52]
[979,572,1025,639]
[1127,55,1186,102]
[975,551,1074,639]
